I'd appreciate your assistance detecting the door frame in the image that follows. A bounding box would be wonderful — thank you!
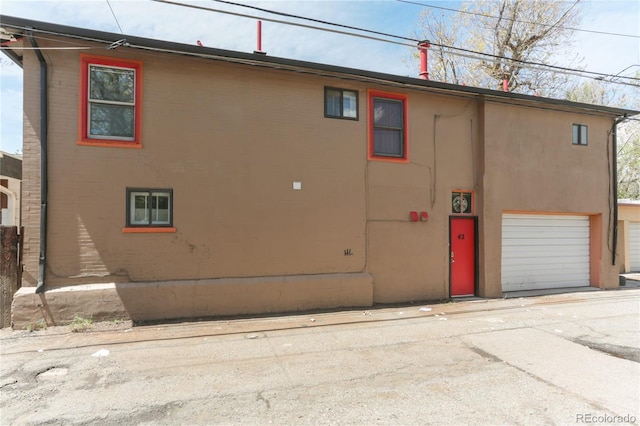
[449,216,478,297]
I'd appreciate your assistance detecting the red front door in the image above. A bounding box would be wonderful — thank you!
[450,217,476,296]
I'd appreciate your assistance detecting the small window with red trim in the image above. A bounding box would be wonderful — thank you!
[79,55,142,147]
[368,91,408,161]
[126,188,173,228]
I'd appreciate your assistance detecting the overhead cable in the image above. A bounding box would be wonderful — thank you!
[397,0,640,39]
[204,0,639,82]
[106,0,124,35]
[154,0,640,85]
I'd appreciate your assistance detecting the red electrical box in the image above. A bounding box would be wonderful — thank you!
[410,211,419,222]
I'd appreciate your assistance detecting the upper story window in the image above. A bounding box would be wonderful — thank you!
[572,124,588,146]
[325,87,358,120]
[368,90,408,162]
[79,55,142,148]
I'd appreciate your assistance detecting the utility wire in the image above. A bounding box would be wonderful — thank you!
[106,0,124,34]
[211,0,416,42]
[192,0,640,84]
[8,1,640,89]
[397,0,640,39]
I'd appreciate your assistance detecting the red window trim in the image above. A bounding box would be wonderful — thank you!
[367,90,409,163]
[122,227,177,234]
[78,54,143,148]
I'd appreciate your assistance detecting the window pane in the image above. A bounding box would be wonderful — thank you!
[89,104,135,138]
[326,89,341,117]
[374,98,403,128]
[131,193,149,224]
[462,193,472,213]
[152,193,170,224]
[580,125,588,145]
[343,91,357,118]
[90,65,135,103]
[572,124,579,144]
[373,128,403,157]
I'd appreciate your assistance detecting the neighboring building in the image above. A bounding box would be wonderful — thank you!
[617,200,640,273]
[1,16,638,327]
[0,151,22,227]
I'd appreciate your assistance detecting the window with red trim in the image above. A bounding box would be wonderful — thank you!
[368,91,408,161]
[79,55,142,147]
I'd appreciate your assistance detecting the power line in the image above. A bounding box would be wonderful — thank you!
[7,1,640,90]
[8,26,635,88]
[190,0,639,84]
[210,0,415,42]
[106,0,124,35]
[397,0,640,39]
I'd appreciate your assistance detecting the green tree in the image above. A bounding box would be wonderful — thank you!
[412,0,583,95]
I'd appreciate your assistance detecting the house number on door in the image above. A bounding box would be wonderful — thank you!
[457,233,465,240]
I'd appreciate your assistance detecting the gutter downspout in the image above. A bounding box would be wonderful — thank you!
[27,30,48,294]
[612,115,626,266]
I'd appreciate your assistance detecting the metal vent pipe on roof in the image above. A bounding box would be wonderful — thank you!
[254,20,266,55]
[418,40,430,80]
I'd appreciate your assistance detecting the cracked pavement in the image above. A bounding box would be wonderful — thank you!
[1,288,639,425]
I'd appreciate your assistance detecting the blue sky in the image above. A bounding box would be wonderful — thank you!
[1,0,639,155]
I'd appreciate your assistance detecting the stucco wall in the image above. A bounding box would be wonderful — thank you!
[481,101,618,294]
[24,38,367,290]
[366,93,480,303]
[18,35,624,324]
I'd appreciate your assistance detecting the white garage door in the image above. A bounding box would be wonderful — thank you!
[502,214,590,292]
[630,222,640,272]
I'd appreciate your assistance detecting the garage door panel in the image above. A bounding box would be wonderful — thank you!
[630,223,640,272]
[502,214,590,292]
[502,278,589,291]
[503,238,589,252]
[503,227,589,236]
[504,265,589,279]
[502,258,589,269]
[502,263,589,276]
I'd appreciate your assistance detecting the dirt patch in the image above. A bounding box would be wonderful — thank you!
[1,319,134,338]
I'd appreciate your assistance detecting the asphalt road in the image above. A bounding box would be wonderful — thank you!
[1,288,639,425]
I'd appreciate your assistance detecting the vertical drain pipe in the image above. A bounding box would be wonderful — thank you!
[612,116,624,266]
[27,30,48,294]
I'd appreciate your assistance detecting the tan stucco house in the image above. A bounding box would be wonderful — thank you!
[2,16,638,327]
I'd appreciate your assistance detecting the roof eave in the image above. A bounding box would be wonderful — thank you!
[1,14,638,118]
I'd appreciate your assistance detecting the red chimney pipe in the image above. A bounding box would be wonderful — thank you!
[257,21,262,51]
[418,40,430,80]
[254,21,266,54]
